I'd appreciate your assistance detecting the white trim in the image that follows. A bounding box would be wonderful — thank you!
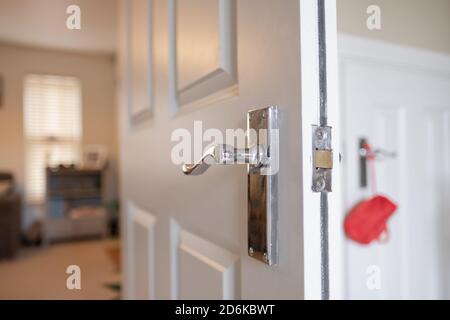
[127,201,157,300]
[339,34,450,75]
[169,218,180,300]
[128,0,154,124]
[300,0,321,300]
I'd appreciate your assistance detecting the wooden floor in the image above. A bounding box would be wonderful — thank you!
[0,238,121,300]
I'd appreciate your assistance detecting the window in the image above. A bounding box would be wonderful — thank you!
[23,74,82,203]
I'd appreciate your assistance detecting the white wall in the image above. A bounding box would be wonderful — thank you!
[337,0,450,54]
[0,0,117,54]
[0,42,118,228]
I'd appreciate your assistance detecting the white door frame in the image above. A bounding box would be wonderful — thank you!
[301,0,343,300]
[338,34,450,299]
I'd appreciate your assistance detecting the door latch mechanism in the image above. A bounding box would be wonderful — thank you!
[312,125,333,192]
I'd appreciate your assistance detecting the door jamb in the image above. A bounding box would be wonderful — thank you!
[300,0,343,300]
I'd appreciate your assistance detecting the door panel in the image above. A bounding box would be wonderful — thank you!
[129,0,153,119]
[127,203,156,299]
[173,0,237,108]
[117,0,339,299]
[178,229,238,299]
[340,36,450,299]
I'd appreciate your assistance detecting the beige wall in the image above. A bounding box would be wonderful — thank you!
[0,43,118,226]
[337,0,450,54]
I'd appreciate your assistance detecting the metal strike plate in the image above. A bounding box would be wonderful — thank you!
[312,125,333,192]
[247,106,279,266]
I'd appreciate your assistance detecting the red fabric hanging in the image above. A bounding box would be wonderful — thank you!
[344,195,397,245]
[344,142,397,245]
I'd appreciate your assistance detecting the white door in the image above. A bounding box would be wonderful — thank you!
[340,35,450,299]
[117,0,341,299]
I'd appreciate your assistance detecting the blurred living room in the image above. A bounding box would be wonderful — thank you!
[0,0,119,299]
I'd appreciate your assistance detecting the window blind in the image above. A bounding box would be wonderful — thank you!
[23,74,82,202]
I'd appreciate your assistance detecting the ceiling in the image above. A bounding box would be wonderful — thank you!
[0,0,116,54]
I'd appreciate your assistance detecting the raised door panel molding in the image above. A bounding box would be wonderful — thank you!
[171,0,237,110]
[128,0,153,122]
[174,228,239,299]
[127,202,157,299]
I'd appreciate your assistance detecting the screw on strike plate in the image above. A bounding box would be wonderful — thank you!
[263,253,268,262]
[315,128,327,141]
[313,176,326,192]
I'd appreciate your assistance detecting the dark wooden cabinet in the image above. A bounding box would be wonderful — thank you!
[45,167,107,242]
[0,173,21,259]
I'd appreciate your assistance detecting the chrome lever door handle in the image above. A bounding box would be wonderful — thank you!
[181,106,279,266]
[182,144,218,176]
[182,144,264,175]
